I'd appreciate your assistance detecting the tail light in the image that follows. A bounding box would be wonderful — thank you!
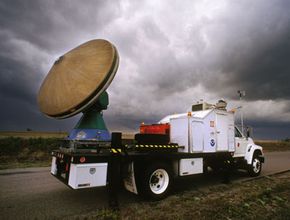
[80,157,86,163]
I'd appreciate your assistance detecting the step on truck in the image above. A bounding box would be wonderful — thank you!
[50,100,265,200]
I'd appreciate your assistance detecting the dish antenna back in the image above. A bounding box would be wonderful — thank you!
[37,39,119,140]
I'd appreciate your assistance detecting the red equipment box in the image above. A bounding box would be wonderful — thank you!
[140,123,170,135]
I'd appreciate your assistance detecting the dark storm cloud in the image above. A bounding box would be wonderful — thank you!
[0,94,78,131]
[0,0,120,131]
[128,0,290,101]
[247,120,290,140]
[102,0,290,107]
[0,0,289,139]
[0,57,34,103]
[0,0,120,52]
[231,33,290,101]
[199,1,290,100]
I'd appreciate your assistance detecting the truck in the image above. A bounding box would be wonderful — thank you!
[50,100,265,200]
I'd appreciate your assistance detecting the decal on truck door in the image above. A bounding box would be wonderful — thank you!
[210,139,215,147]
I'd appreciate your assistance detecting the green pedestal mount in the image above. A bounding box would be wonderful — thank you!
[68,91,111,140]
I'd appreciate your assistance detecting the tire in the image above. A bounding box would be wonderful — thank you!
[139,162,172,200]
[248,153,262,177]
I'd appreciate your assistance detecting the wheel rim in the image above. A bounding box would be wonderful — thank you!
[149,169,169,194]
[252,158,261,173]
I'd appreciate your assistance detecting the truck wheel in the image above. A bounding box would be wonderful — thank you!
[248,154,262,177]
[140,163,172,200]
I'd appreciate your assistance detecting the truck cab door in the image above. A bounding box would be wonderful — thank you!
[234,127,248,157]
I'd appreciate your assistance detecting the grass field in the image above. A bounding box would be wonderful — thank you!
[0,136,61,169]
[0,131,68,139]
[256,140,290,152]
[0,131,135,140]
[0,132,135,169]
[0,131,289,170]
[64,171,290,220]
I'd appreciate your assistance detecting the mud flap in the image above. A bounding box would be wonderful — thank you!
[124,162,138,194]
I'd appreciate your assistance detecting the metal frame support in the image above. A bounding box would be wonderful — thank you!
[107,153,120,210]
[107,132,123,209]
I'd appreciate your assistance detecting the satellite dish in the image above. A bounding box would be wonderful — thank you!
[37,39,119,119]
[37,39,119,141]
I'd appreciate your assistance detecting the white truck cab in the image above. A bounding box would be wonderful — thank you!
[160,100,264,177]
[234,126,264,176]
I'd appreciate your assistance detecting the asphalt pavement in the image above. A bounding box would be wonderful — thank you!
[0,151,290,220]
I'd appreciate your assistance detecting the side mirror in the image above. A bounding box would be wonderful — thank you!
[246,128,250,138]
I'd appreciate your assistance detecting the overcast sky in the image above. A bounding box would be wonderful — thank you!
[0,0,290,139]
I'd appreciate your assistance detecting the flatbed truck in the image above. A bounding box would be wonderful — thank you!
[50,101,265,200]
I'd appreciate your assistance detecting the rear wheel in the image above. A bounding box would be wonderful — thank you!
[248,154,262,177]
[139,163,172,200]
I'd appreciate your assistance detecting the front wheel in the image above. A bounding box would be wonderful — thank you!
[139,163,172,200]
[248,154,262,177]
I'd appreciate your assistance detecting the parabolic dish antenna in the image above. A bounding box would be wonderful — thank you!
[38,39,119,119]
[37,39,119,141]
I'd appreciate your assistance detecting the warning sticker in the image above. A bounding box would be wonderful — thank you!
[210,121,215,127]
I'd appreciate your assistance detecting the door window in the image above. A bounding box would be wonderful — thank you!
[235,127,243,138]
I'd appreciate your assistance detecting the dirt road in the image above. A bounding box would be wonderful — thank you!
[0,151,290,220]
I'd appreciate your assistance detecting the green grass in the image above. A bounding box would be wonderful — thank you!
[256,140,290,152]
[67,172,290,220]
[0,161,50,170]
[0,131,68,139]
[0,137,60,169]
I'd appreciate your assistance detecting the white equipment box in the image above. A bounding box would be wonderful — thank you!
[68,163,108,189]
[179,158,203,176]
[170,109,235,153]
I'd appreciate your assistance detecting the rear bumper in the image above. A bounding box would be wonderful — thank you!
[51,155,108,189]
